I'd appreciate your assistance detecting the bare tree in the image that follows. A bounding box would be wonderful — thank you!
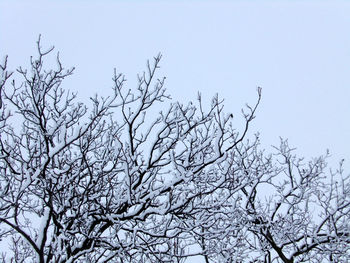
[221,140,350,263]
[0,38,260,262]
[0,39,348,263]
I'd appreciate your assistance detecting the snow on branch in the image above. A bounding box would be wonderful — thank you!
[0,39,348,263]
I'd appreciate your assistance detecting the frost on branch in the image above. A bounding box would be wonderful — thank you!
[0,40,348,263]
[231,140,350,263]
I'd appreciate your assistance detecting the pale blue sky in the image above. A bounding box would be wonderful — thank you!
[1,1,350,262]
[1,0,350,168]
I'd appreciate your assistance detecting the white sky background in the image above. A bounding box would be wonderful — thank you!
[1,0,350,165]
[1,1,350,261]
[1,1,350,163]
[3,0,349,167]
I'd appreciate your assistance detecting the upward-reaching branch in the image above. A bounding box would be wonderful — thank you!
[0,39,348,263]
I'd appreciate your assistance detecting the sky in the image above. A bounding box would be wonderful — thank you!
[1,1,350,261]
[1,1,350,167]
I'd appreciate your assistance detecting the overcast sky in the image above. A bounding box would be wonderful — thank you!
[1,0,350,169]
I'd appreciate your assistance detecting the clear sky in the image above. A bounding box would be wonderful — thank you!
[1,0,350,168]
[1,1,350,262]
